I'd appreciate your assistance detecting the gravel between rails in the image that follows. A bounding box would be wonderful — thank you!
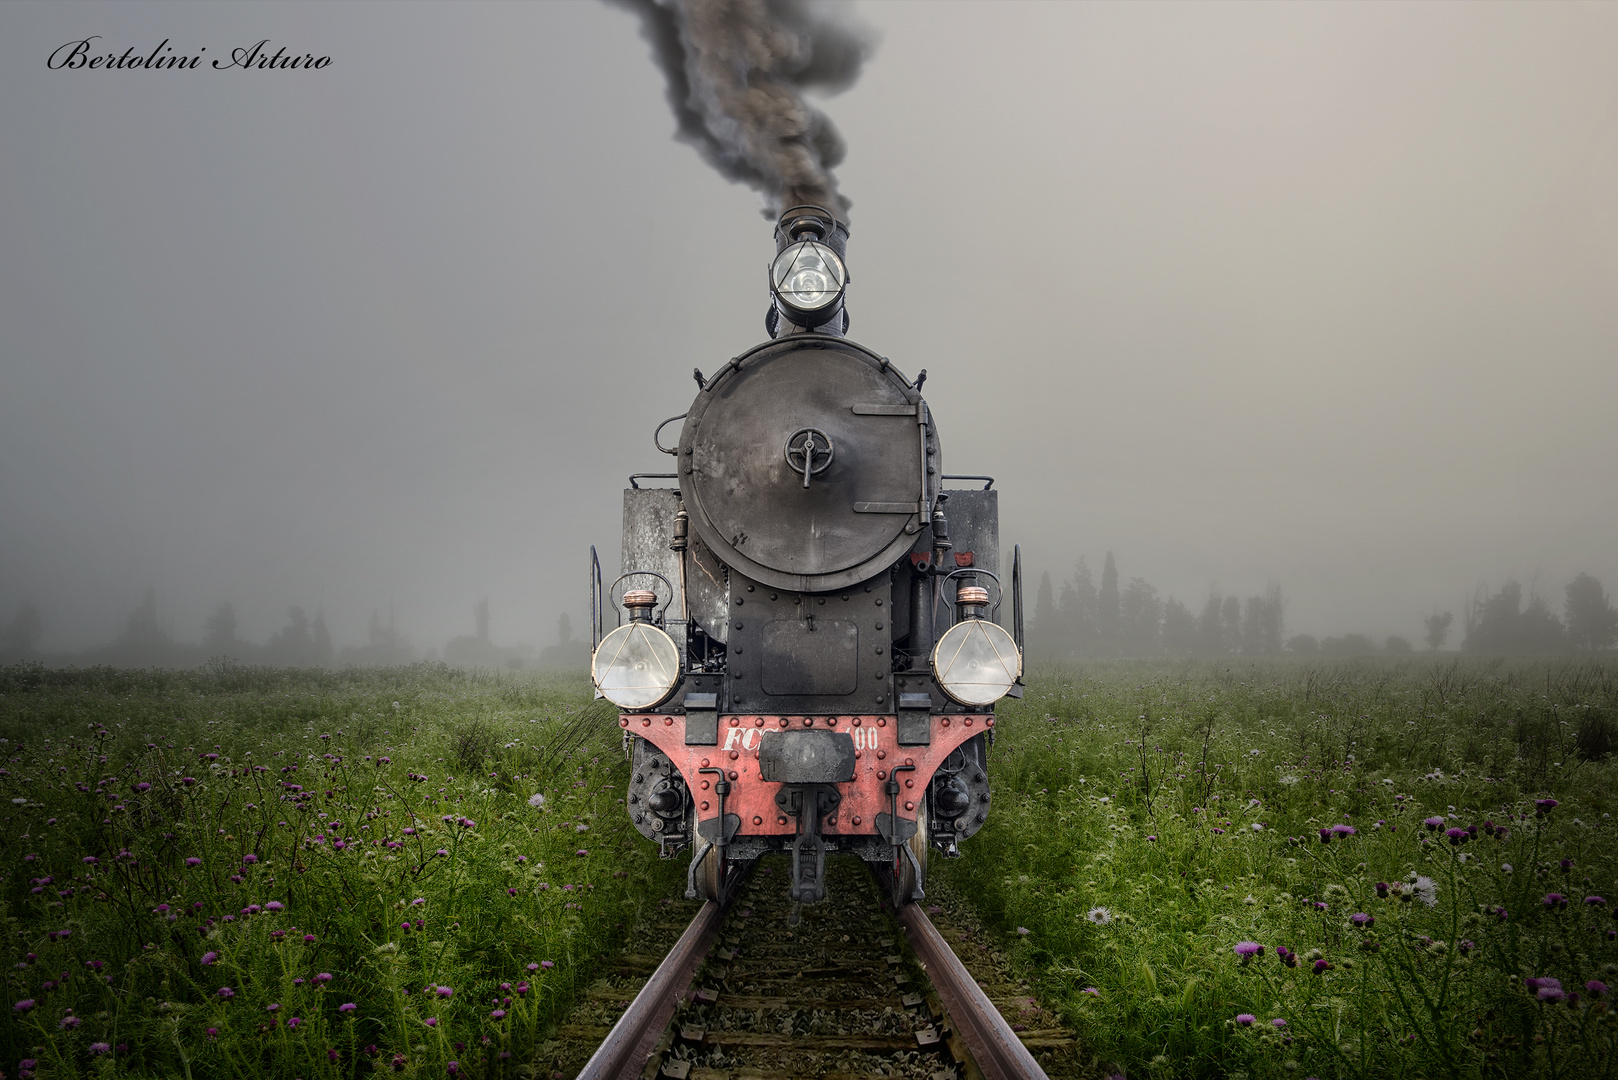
[539,855,1097,1079]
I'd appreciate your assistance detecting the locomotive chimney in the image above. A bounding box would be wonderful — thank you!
[766,205,850,338]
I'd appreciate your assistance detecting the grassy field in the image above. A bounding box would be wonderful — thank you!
[941,658,1618,1080]
[2,658,1615,1079]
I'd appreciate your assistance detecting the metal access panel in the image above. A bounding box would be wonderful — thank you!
[724,573,894,714]
[621,487,730,645]
[939,488,1000,595]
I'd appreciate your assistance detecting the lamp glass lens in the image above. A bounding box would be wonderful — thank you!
[771,241,845,311]
[931,619,1022,706]
[592,623,680,710]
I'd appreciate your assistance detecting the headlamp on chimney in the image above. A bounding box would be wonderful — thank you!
[770,240,846,324]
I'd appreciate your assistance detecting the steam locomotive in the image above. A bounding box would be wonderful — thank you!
[590,206,1024,907]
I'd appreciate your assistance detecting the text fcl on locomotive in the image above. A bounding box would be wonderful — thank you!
[590,207,1025,907]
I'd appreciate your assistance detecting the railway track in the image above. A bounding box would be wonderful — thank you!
[566,855,1072,1080]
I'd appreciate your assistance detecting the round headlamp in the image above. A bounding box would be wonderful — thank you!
[931,619,1022,707]
[592,622,680,711]
[771,240,846,318]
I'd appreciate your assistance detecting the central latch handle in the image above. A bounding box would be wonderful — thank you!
[784,427,835,489]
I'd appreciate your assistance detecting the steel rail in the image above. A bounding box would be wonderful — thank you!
[894,894,1051,1080]
[575,864,750,1080]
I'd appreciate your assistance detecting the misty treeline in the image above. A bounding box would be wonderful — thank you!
[0,590,590,671]
[1029,555,1618,661]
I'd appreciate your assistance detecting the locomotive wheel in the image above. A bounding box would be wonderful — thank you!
[695,846,749,902]
[893,799,929,905]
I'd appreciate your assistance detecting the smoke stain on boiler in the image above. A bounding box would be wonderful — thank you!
[607,0,874,217]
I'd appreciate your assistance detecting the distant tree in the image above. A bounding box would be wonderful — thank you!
[1096,553,1121,655]
[1286,634,1319,656]
[1565,573,1618,652]
[1423,611,1453,652]
[1161,597,1197,656]
[1059,558,1098,657]
[475,597,491,643]
[338,607,416,666]
[0,602,43,659]
[267,607,314,665]
[1031,571,1056,660]
[311,610,334,666]
[1320,633,1377,657]
[558,611,574,645]
[1220,595,1242,653]
[1119,576,1161,656]
[1465,581,1565,655]
[121,587,170,646]
[1241,585,1286,655]
[1197,594,1226,655]
[203,603,240,653]
[1385,635,1414,654]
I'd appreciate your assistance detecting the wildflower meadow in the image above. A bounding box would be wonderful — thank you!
[0,663,681,1079]
[4,657,1616,1079]
[940,658,1618,1079]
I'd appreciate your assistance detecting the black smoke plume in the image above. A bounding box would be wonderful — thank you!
[609,0,872,217]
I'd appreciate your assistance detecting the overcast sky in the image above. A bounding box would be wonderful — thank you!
[3,1,1615,654]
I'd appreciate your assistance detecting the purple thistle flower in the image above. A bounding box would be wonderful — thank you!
[339,1002,357,1013]
[1317,828,1332,843]
[315,972,333,983]
[1271,1018,1286,1029]
[267,1004,280,1012]
[1586,896,1607,906]
[1350,912,1374,928]
[447,1063,459,1077]
[201,951,219,965]
[288,1017,301,1029]
[490,1009,506,1020]
[1423,816,1445,830]
[1235,1013,1255,1026]
[1539,986,1566,1002]
[1543,893,1568,911]
[436,985,453,998]
[1275,946,1296,967]
[1146,834,1157,842]
[14,999,36,1012]
[541,960,554,970]
[1313,959,1331,974]
[90,1042,111,1055]
[60,1015,82,1029]
[424,1017,438,1028]
[84,855,98,864]
[185,857,202,867]
[265,900,284,912]
[1587,980,1608,997]
[435,849,449,857]
[1331,824,1357,837]
[1374,882,1389,898]
[514,982,529,995]
[242,854,258,864]
[576,849,589,857]
[217,987,235,999]
[527,963,539,972]
[1233,942,1263,958]
[1445,827,1468,845]
[1535,798,1558,815]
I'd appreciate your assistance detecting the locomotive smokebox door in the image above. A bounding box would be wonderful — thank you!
[680,338,937,595]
